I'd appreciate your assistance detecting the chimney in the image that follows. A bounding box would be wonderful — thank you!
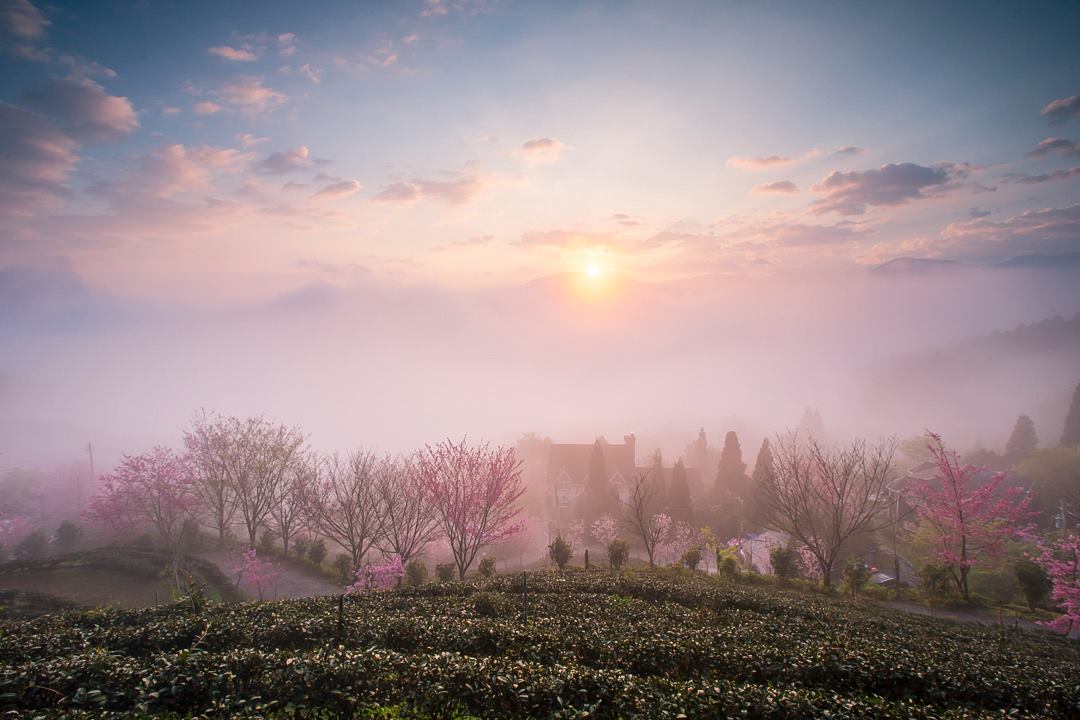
[624,433,636,463]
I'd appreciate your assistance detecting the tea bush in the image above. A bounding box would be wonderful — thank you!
[1,571,1077,718]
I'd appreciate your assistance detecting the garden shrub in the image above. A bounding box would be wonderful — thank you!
[307,539,327,565]
[404,559,428,587]
[478,556,497,579]
[607,539,629,570]
[435,563,455,582]
[548,535,572,570]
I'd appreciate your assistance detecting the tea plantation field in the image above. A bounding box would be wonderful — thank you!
[1,571,1078,719]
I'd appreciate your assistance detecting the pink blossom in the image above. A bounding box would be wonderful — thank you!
[346,554,404,593]
[231,547,283,601]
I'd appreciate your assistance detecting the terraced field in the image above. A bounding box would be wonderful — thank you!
[1,571,1077,718]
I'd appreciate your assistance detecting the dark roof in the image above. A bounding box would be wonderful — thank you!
[547,435,636,485]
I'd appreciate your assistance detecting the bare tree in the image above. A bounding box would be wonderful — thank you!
[309,450,385,567]
[756,431,896,587]
[268,451,317,556]
[183,411,239,546]
[224,416,307,546]
[374,454,440,566]
[622,469,666,566]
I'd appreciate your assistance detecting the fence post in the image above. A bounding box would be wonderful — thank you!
[522,571,528,624]
[336,594,344,642]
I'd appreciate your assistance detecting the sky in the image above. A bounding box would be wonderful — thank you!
[1,0,1079,472]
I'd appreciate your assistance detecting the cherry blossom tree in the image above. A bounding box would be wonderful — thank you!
[85,447,197,548]
[231,547,283,601]
[1031,528,1080,635]
[418,438,525,580]
[309,450,385,567]
[346,554,404,593]
[907,432,1034,601]
[756,431,896,587]
[373,454,440,567]
[591,515,620,547]
[623,470,667,566]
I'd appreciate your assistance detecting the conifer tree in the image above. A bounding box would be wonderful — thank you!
[715,431,748,498]
[668,458,693,521]
[1005,415,1038,464]
[1063,383,1080,446]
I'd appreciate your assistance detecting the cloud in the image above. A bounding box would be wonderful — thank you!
[810,162,962,215]
[208,45,258,62]
[969,207,991,219]
[194,100,222,115]
[1,0,48,41]
[373,175,484,206]
[520,137,572,165]
[1027,137,1080,158]
[517,229,618,250]
[277,33,296,57]
[1041,95,1080,125]
[940,203,1080,262]
[831,146,865,157]
[727,148,820,171]
[22,77,138,142]
[311,179,361,200]
[215,76,286,114]
[161,105,181,116]
[128,144,248,198]
[237,133,268,148]
[256,146,313,174]
[1003,167,1080,184]
[298,63,322,83]
[752,180,798,195]
[0,103,78,219]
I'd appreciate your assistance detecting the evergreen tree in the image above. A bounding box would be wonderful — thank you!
[668,458,693,521]
[1063,382,1080,446]
[650,449,667,508]
[577,439,611,526]
[798,407,828,443]
[715,431,748,499]
[1005,415,1038,464]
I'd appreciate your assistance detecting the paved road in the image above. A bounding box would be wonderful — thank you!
[879,599,1079,639]
[200,548,341,601]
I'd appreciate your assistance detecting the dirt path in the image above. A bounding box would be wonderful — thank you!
[878,599,1079,639]
[198,548,341,601]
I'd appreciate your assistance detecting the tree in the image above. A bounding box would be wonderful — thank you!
[1005,415,1038,464]
[715,431,748,499]
[183,412,240,546]
[907,433,1033,601]
[54,520,82,553]
[608,539,629,570]
[576,439,612,526]
[1013,559,1051,610]
[622,470,667,567]
[309,451,385,567]
[223,416,307,546]
[231,548,282,601]
[1062,382,1080,446]
[548,534,572,570]
[268,452,316,556]
[419,438,525,581]
[668,458,693,521]
[86,447,197,548]
[650,450,667,509]
[591,515,619,547]
[756,431,896,588]
[14,529,48,561]
[769,545,796,582]
[1016,446,1080,527]
[346,555,404,593]
[375,454,441,567]
[1031,529,1080,635]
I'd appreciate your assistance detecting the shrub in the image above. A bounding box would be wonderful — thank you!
[404,559,428,587]
[259,529,278,553]
[548,535,572,570]
[478,556,497,579]
[969,569,1018,608]
[53,520,82,554]
[436,562,455,582]
[177,518,202,554]
[718,555,738,578]
[680,547,702,571]
[1013,559,1051,610]
[332,553,354,585]
[307,539,327,565]
[14,529,48,561]
[293,537,310,558]
[608,539,629,570]
[917,563,954,608]
[471,591,506,617]
[769,546,795,581]
[843,557,871,598]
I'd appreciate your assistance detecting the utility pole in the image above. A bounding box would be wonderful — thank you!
[87,442,95,479]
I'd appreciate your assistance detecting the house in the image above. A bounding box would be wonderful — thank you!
[547,434,637,526]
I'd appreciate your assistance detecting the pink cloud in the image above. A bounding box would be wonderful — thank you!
[374,175,484,205]
[521,137,572,165]
[194,100,222,115]
[208,45,258,62]
[256,146,313,174]
[1027,137,1080,158]
[1,0,49,41]
[216,76,286,114]
[0,103,78,219]
[23,77,138,142]
[1041,95,1080,125]
[752,180,798,195]
[311,179,361,200]
[810,162,964,215]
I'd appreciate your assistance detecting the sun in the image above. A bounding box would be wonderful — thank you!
[585,262,603,278]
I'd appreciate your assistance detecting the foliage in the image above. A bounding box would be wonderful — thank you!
[14,529,48,561]
[1063,381,1080,446]
[418,439,525,580]
[667,458,693,521]
[332,553,354,585]
[1005,414,1039,464]
[478,556,497,579]
[1017,445,1080,527]
[293,536,310,558]
[679,546,701,571]
[917,563,954,607]
[607,539,629,570]
[54,520,83,554]
[769,546,795,581]
[307,539,327,565]
[230,548,283,601]
[435,563,455,582]
[842,557,872,598]
[590,515,619,547]
[547,535,572,570]
[1,571,1077,718]
[907,432,1033,601]
[1013,558,1052,610]
[1030,528,1080,635]
[347,556,404,593]
[404,559,428,587]
[968,569,1018,608]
